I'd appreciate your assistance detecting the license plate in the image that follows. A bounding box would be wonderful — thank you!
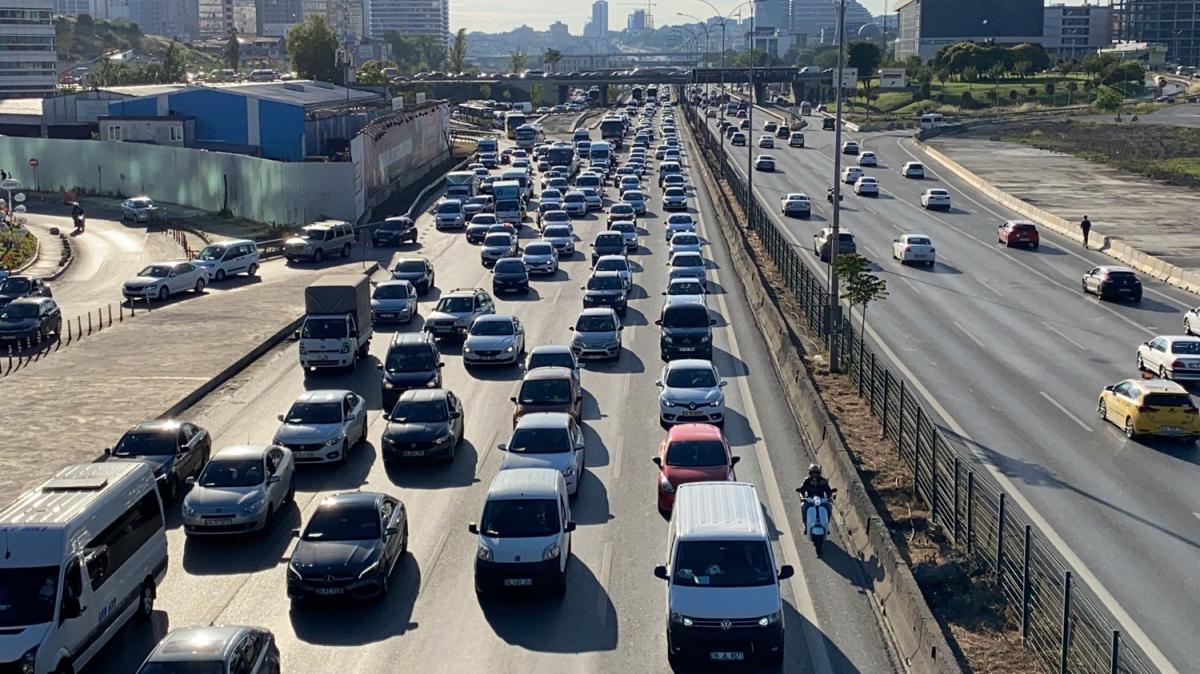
[711,652,744,661]
[403,450,425,457]
[296,451,316,459]
[379,313,395,318]
[315,588,344,595]
[1159,426,1182,433]
[206,518,233,526]
[678,347,696,352]
[504,578,533,587]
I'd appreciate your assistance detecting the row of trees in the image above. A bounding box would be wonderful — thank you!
[86,43,188,86]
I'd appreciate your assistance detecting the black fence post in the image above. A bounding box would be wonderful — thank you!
[912,406,925,501]
[868,352,877,414]
[966,471,976,557]
[881,372,892,440]
[897,380,908,456]
[952,456,961,544]
[930,435,940,522]
[1109,630,1120,674]
[1061,571,1073,674]
[996,493,1007,581]
[1022,524,1032,640]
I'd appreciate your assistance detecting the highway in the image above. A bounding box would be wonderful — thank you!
[705,98,1199,671]
[82,103,900,673]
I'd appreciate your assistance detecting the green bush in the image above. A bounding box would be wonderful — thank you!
[0,227,37,271]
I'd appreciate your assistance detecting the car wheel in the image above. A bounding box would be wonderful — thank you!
[339,438,350,466]
[1124,417,1137,439]
[1187,318,1194,336]
[313,249,324,263]
[1160,365,1170,380]
[193,279,206,294]
[137,581,155,620]
[215,269,226,282]
[1081,280,1089,294]
[286,475,296,502]
[164,476,179,503]
[341,243,352,258]
[1031,243,1039,250]
[248,263,259,276]
[1137,354,1145,371]
[158,286,169,301]
[1097,399,1107,420]
[400,523,409,555]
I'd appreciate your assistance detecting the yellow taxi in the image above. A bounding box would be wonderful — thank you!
[1097,379,1200,440]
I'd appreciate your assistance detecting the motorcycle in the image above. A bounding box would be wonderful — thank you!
[826,187,843,203]
[72,213,85,233]
[797,488,837,556]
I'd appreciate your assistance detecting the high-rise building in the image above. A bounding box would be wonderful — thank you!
[199,0,235,37]
[231,0,255,33]
[589,0,608,40]
[548,19,570,45]
[256,0,302,36]
[894,0,1043,60]
[1113,0,1200,67]
[97,0,130,19]
[54,0,90,14]
[1043,3,1111,59]
[790,0,873,46]
[366,0,449,41]
[627,8,646,31]
[0,0,56,98]
[130,0,199,39]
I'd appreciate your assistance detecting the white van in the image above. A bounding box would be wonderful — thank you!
[0,462,168,674]
[919,112,943,129]
[469,467,575,596]
[653,481,793,665]
[193,239,260,281]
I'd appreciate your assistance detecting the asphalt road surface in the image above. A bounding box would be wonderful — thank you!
[83,104,900,673]
[707,98,1197,673]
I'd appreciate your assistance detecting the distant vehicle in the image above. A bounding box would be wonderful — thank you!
[284,220,354,263]
[121,196,164,223]
[813,228,856,262]
[919,113,943,129]
[901,161,925,178]
[1137,335,1200,380]
[853,176,878,196]
[998,220,1039,249]
[504,111,528,140]
[249,68,278,81]
[754,155,776,172]
[781,192,811,217]
[858,151,877,167]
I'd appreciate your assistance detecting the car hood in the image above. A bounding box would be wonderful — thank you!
[427,310,469,323]
[124,275,166,286]
[372,298,412,311]
[662,387,722,405]
[523,254,555,264]
[466,334,516,350]
[392,271,426,282]
[477,532,560,564]
[384,369,438,386]
[274,423,342,444]
[291,538,380,575]
[384,420,450,442]
[585,289,624,300]
[0,317,36,330]
[0,623,51,658]
[501,450,573,472]
[185,485,263,508]
[284,237,311,246]
[663,464,731,485]
[108,453,173,477]
[669,584,780,620]
[544,235,572,244]
[573,331,618,346]
[492,272,527,282]
[482,245,511,255]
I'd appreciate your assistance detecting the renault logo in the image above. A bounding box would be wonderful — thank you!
[688,402,698,410]
[720,619,732,631]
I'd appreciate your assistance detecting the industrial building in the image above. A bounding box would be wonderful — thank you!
[894,0,1044,60]
[1042,3,1112,60]
[0,0,57,99]
[1113,0,1200,67]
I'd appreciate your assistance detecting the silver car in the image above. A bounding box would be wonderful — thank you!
[668,251,707,288]
[594,254,633,291]
[569,307,623,361]
[121,196,162,223]
[122,261,208,302]
[656,359,727,426]
[523,241,560,275]
[669,232,703,255]
[136,625,280,674]
[481,232,518,267]
[665,213,697,241]
[182,445,295,537]
[621,190,648,215]
[273,389,366,465]
[542,224,575,255]
[580,187,603,211]
[609,221,639,252]
[463,314,526,367]
[371,280,417,324]
[498,412,587,495]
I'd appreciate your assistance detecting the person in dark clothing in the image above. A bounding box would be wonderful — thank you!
[71,201,85,231]
[1080,215,1092,248]
[797,464,834,533]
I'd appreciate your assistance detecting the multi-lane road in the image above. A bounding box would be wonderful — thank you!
[707,96,1198,672]
[82,104,900,672]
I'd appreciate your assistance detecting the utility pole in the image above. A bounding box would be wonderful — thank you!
[746,4,755,213]
[828,0,846,372]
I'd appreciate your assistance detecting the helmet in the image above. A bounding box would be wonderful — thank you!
[808,463,822,477]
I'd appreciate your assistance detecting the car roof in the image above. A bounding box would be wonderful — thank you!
[294,389,350,404]
[443,288,480,297]
[530,344,573,356]
[318,491,384,510]
[1161,335,1200,343]
[591,270,623,279]
[388,331,433,346]
[475,313,516,323]
[1097,266,1136,274]
[523,366,572,382]
[211,445,271,460]
[1129,378,1189,394]
[378,279,414,288]
[395,256,429,265]
[398,388,450,403]
[1005,220,1037,227]
[664,294,707,308]
[673,482,767,541]
[486,467,563,500]
[579,307,618,318]
[667,422,724,442]
[150,625,255,662]
[596,254,628,264]
[667,358,715,371]
[6,296,51,306]
[902,233,932,240]
[515,411,572,429]
[128,419,184,434]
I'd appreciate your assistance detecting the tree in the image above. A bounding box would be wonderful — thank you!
[960,90,974,108]
[902,54,923,79]
[1013,60,1033,79]
[509,49,527,74]
[834,254,887,375]
[356,59,393,85]
[1093,85,1122,112]
[161,43,187,83]
[1008,88,1020,106]
[936,68,950,86]
[415,35,446,71]
[961,65,978,84]
[224,31,240,71]
[1066,79,1078,105]
[846,41,883,102]
[813,45,840,70]
[448,28,468,73]
[287,15,339,82]
[543,48,563,73]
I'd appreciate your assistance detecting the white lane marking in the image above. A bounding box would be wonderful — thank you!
[1194,513,1200,522]
[1042,321,1088,350]
[952,320,987,349]
[596,542,614,628]
[977,276,1006,298]
[1038,390,1094,433]
[897,275,924,295]
[415,529,452,601]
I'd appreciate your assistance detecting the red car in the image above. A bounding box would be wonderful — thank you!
[653,423,739,512]
[998,220,1040,249]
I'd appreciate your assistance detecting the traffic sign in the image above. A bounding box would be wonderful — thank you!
[13,193,25,203]
[0,178,20,191]
[27,158,38,168]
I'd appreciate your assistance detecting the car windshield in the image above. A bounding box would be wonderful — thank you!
[544,226,571,238]
[436,297,473,313]
[541,190,562,200]
[1172,342,1200,354]
[284,402,342,425]
[529,352,574,370]
[495,260,525,273]
[624,192,644,200]
[564,193,584,203]
[664,306,709,328]
[588,275,623,290]
[472,215,497,225]
[380,219,409,231]
[303,505,381,541]
[297,228,324,241]
[480,499,559,538]
[577,315,616,332]
[198,458,264,488]
[668,215,693,225]
[436,202,461,214]
[669,281,704,295]
[673,235,699,246]
[390,399,448,422]
[0,565,60,627]
[374,284,410,300]
[301,317,347,339]
[112,431,175,457]
[665,188,685,197]
[525,244,553,256]
[137,265,171,278]
[507,427,570,454]
[0,303,37,319]
[471,320,514,336]
[672,540,775,588]
[596,235,623,248]
[672,255,703,268]
[666,367,717,388]
[611,223,635,234]
[484,234,512,247]
[0,278,30,294]
[196,245,224,261]
[519,379,573,404]
[139,663,226,674]
[385,347,436,372]
[595,259,627,273]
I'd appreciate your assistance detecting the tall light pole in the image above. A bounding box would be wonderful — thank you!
[690,0,753,158]
[746,2,755,214]
[828,0,846,371]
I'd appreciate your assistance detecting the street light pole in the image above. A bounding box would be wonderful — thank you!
[746,3,755,211]
[828,0,846,371]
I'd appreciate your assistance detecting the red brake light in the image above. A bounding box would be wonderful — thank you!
[1173,360,1187,369]
[1186,408,1199,415]
[904,246,912,253]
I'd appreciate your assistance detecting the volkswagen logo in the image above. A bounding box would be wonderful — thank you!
[720,619,732,631]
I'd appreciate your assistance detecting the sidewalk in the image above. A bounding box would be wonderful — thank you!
[20,221,66,278]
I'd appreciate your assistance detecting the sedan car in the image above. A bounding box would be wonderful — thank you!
[668,251,707,288]
[841,140,860,155]
[1098,379,1200,440]
[480,232,518,267]
[562,190,588,216]
[668,232,704,256]
[372,216,417,246]
[273,389,366,465]
[1081,266,1142,302]
[287,492,408,601]
[391,257,435,295]
[582,270,628,315]
[892,234,936,267]
[522,241,559,275]
[621,190,648,215]
[498,412,587,495]
[121,196,163,223]
[664,213,697,241]
[754,155,776,172]
[608,220,639,252]
[492,257,531,295]
[463,195,494,218]
[0,296,60,344]
[381,388,465,462]
[656,358,727,427]
[654,423,738,512]
[1136,335,1200,380]
[758,135,775,148]
[527,345,581,387]
[580,187,604,211]
[662,186,689,211]
[594,254,633,291]
[781,192,811,217]
[182,445,295,537]
[731,132,747,146]
[512,366,582,425]
[607,202,637,225]
[136,625,280,674]
[841,166,864,184]
[854,176,879,196]
[541,223,575,255]
[998,220,1040,249]
[569,307,623,361]
[857,151,878,167]
[591,232,627,266]
[902,161,926,178]
[467,218,496,245]
[106,419,211,502]
[463,314,526,367]
[371,280,417,324]
[921,188,951,210]
[123,261,208,302]
[538,189,564,211]
[788,131,805,147]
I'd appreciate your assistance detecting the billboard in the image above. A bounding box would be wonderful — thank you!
[879,68,906,88]
[919,0,1043,39]
[833,67,858,90]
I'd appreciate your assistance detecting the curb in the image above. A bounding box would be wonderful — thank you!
[684,108,961,674]
[909,137,1200,295]
[45,233,72,281]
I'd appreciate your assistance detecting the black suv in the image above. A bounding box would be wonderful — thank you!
[656,295,715,361]
[373,216,418,246]
[105,420,212,502]
[379,332,444,409]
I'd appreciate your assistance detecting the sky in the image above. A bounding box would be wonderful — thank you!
[449,0,1094,33]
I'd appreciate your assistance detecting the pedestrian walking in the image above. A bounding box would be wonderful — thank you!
[1080,215,1092,248]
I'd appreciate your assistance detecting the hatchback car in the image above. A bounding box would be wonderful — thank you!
[582,270,628,315]
[669,233,704,256]
[609,220,639,252]
[858,151,878,167]
[1098,379,1200,440]
[522,241,559,275]
[842,140,860,155]
[492,257,531,295]
[902,161,926,178]
[527,345,581,386]
[656,359,727,427]
[390,257,435,295]
[464,314,526,367]
[542,224,576,255]
[106,419,211,502]
[273,390,366,465]
[998,220,1039,249]
[371,280,417,324]
[182,445,295,536]
[668,251,707,287]
[1082,266,1142,302]
[591,232,627,265]
[662,174,688,191]
[0,296,60,344]
[657,296,714,361]
[434,199,466,229]
[467,218,495,245]
[754,155,776,172]
[653,424,738,512]
[136,625,280,674]
[381,388,465,462]
[841,166,864,184]
[287,492,408,601]
[788,131,805,147]
[781,192,811,217]
[372,216,418,247]
[570,307,623,361]
[562,190,588,216]
[607,202,637,224]
[731,132,747,146]
[663,277,707,300]
[594,255,633,291]
[662,186,689,211]
[814,228,857,262]
[921,189,951,210]
[854,176,879,196]
[621,190,648,215]
[512,367,582,425]
[758,135,774,148]
[892,234,936,267]
[580,187,604,211]
[665,213,697,241]
[121,196,163,223]
[499,413,587,495]
[1136,335,1200,380]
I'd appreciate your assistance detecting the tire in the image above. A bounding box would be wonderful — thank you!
[193,279,206,294]
[1081,280,1089,294]
[313,249,324,263]
[1097,399,1107,420]
[1160,365,1169,380]
[341,243,352,258]
[812,533,825,556]
[1124,417,1137,439]
[400,523,409,555]
[1187,318,1194,336]
[136,581,155,621]
[247,263,258,277]
[163,476,179,503]
[285,475,296,502]
[157,286,169,301]
[215,269,226,282]
[339,438,349,466]
[550,568,567,597]
[1032,243,1039,250]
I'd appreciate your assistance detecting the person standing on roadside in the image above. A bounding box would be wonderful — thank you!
[1080,215,1092,248]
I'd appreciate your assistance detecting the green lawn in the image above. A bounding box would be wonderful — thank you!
[842,73,1109,120]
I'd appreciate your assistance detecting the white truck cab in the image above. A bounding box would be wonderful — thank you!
[299,275,373,371]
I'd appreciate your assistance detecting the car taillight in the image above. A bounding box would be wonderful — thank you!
[904,246,911,253]
[1173,360,1187,369]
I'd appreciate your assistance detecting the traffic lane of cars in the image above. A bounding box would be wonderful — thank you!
[715,112,1200,668]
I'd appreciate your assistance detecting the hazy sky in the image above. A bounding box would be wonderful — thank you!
[450,0,1089,33]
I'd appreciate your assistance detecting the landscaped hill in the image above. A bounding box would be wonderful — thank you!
[54,15,219,70]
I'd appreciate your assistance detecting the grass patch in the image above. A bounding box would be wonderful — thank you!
[843,74,1111,122]
[0,227,37,271]
[55,16,220,70]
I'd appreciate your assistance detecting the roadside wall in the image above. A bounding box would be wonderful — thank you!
[352,101,451,216]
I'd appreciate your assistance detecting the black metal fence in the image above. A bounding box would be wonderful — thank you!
[681,99,1158,674]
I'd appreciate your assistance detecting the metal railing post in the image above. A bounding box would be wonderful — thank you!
[881,372,892,440]
[966,471,975,557]
[996,493,1007,580]
[897,380,908,456]
[1110,630,1120,674]
[912,406,923,501]
[930,435,939,522]
[1060,571,1073,674]
[1022,524,1032,640]
[952,456,961,544]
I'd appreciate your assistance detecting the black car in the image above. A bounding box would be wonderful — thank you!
[287,492,408,601]
[492,257,530,295]
[381,389,465,463]
[372,216,418,246]
[0,297,61,345]
[0,275,51,309]
[591,232,627,266]
[466,222,492,245]
[391,257,435,295]
[775,125,791,139]
[582,271,627,315]
[657,296,715,361]
[106,420,211,502]
[379,332,444,410]
[822,117,836,130]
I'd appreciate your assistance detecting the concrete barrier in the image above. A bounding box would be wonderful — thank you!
[687,116,962,674]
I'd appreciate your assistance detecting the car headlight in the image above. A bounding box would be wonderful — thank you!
[358,560,381,579]
[298,343,307,354]
[181,501,197,517]
[434,434,453,445]
[663,335,676,344]
[709,397,724,408]
[759,611,783,626]
[477,544,493,561]
[562,464,575,478]
[505,345,515,352]
[670,612,694,626]
[383,380,396,389]
[340,343,350,354]
[659,476,676,492]
[661,398,676,408]
[463,346,472,353]
[20,645,36,674]
[239,496,266,515]
[542,543,561,560]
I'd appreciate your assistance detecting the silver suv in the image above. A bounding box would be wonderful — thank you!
[284,220,355,263]
[423,288,495,340]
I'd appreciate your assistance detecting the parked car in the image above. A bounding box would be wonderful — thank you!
[122,261,208,302]
[287,492,408,601]
[181,445,296,537]
[0,274,50,309]
[106,419,212,502]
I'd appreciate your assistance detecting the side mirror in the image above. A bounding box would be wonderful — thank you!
[292,330,301,341]
[291,528,301,537]
[497,443,508,452]
[709,319,717,326]
[268,475,282,484]
[652,456,662,467]
[277,414,285,422]
[468,523,479,534]
[509,396,517,403]
[102,447,111,456]
[1104,385,1114,392]
[382,413,391,420]
[654,319,662,326]
[654,379,663,387]
[564,521,577,532]
[185,476,196,485]
[653,565,669,580]
[438,363,446,368]
[385,526,399,536]
[778,565,795,581]
[567,326,575,331]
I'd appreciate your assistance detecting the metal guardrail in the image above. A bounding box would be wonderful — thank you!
[681,100,1159,674]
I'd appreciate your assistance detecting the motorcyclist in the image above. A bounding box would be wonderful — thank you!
[798,464,834,534]
[71,201,85,232]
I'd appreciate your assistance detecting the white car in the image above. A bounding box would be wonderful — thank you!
[181,445,295,537]
[656,359,727,426]
[858,151,877,167]
[841,140,860,155]
[121,196,162,223]
[758,135,775,148]
[662,186,689,211]
[272,389,367,464]
[542,224,575,255]
[665,213,697,241]
[539,188,564,210]
[892,234,936,267]
[621,189,648,215]
[595,254,633,290]
[921,188,951,210]
[781,192,811,217]
[854,176,879,196]
[522,241,560,274]
[668,251,707,287]
[122,260,208,302]
[841,166,864,184]
[669,232,704,255]
[1137,335,1200,380]
[498,413,587,495]
[902,161,926,178]
[754,155,776,172]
